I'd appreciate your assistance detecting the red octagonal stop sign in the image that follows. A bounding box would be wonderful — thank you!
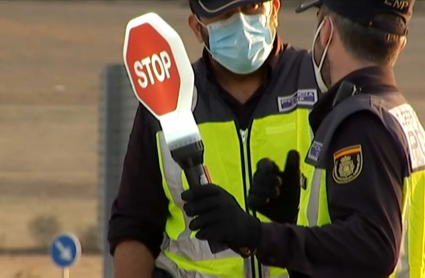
[124,22,181,117]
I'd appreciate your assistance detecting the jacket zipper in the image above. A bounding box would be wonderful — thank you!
[212,91,265,277]
[238,124,263,278]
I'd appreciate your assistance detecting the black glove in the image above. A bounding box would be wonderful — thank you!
[248,150,303,224]
[181,184,261,256]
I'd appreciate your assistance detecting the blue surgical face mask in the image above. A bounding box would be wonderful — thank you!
[199,12,276,74]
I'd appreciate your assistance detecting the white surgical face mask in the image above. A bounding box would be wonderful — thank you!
[197,10,275,74]
[311,18,334,93]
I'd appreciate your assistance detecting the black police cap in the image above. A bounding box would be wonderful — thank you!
[296,0,415,35]
[189,0,270,18]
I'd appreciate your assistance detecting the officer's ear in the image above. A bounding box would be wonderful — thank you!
[399,36,407,52]
[188,14,204,43]
[319,16,334,48]
[271,0,281,27]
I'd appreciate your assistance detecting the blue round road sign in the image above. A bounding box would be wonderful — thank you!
[49,233,81,268]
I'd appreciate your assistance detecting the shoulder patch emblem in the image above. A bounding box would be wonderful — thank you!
[332,145,363,184]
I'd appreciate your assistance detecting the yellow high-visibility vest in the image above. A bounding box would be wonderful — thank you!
[154,48,318,278]
[299,93,425,278]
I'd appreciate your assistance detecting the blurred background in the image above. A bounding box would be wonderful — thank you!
[0,0,424,277]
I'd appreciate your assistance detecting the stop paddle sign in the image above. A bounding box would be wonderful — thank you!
[123,12,195,119]
[122,13,228,254]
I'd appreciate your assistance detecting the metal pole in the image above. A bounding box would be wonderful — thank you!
[63,268,70,278]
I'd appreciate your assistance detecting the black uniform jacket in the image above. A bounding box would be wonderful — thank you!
[256,67,406,278]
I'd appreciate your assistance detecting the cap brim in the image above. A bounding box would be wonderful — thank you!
[295,0,322,13]
[193,0,270,18]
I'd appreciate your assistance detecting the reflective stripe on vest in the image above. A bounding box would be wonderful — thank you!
[305,169,323,227]
[389,104,425,278]
[156,131,249,278]
[303,95,425,278]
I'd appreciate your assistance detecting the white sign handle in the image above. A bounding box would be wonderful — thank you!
[63,268,70,278]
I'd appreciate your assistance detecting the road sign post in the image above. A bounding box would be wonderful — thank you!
[49,233,81,278]
[122,12,227,254]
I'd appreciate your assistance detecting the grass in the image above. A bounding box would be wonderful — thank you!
[0,254,101,278]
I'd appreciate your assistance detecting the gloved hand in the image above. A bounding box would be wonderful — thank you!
[181,184,261,256]
[248,150,303,224]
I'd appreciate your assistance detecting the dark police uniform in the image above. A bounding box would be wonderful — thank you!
[109,36,319,277]
[249,1,425,277]
[254,66,425,277]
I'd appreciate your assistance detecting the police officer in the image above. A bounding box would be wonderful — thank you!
[181,0,425,277]
[109,0,319,277]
